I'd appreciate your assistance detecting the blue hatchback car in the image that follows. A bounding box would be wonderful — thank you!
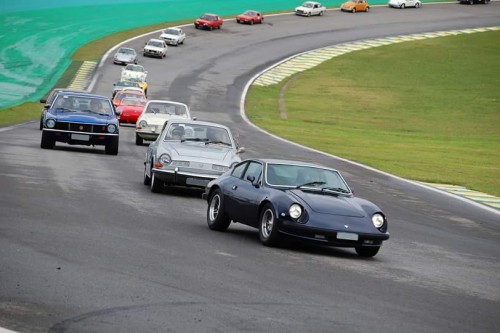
[40,92,120,155]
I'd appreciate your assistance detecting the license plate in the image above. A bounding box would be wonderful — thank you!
[337,232,358,241]
[71,134,90,141]
[186,178,209,187]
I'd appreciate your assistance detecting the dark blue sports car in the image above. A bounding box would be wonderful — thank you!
[40,92,120,155]
[203,158,390,257]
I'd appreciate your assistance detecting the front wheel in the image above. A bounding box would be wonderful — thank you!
[40,131,55,149]
[259,203,280,246]
[150,172,163,193]
[143,164,151,185]
[400,4,405,8]
[355,246,380,257]
[105,136,119,155]
[366,6,370,12]
[415,2,421,7]
[207,189,231,231]
[352,8,356,13]
[135,133,143,146]
[319,11,324,16]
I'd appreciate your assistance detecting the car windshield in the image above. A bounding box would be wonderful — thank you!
[120,97,146,106]
[243,11,257,16]
[53,95,113,115]
[201,15,216,21]
[164,123,232,146]
[125,64,144,72]
[146,102,188,117]
[116,81,140,88]
[164,29,179,35]
[119,48,135,54]
[148,40,163,47]
[115,92,143,101]
[302,2,314,7]
[265,164,351,193]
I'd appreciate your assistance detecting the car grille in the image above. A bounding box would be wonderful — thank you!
[54,122,109,134]
[146,49,160,55]
[296,10,305,14]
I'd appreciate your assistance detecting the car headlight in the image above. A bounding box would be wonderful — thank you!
[212,164,229,172]
[107,124,116,133]
[159,154,172,165]
[289,204,303,220]
[138,120,147,128]
[46,119,56,129]
[372,213,385,228]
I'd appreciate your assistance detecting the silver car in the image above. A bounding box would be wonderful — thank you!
[143,119,245,193]
[113,47,138,65]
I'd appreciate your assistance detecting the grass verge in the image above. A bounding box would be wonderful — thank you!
[247,30,500,196]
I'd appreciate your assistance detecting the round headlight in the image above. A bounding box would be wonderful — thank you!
[159,154,172,165]
[107,124,116,133]
[289,204,303,220]
[139,120,147,128]
[372,213,385,228]
[46,119,56,129]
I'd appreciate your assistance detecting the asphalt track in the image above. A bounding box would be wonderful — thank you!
[1,3,499,333]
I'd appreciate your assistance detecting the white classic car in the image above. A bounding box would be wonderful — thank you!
[159,27,186,46]
[143,119,245,193]
[121,64,147,82]
[143,39,167,58]
[135,100,191,145]
[295,1,326,16]
[388,0,422,8]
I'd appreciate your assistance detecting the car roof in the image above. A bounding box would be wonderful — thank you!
[164,27,181,31]
[146,99,188,107]
[255,158,336,171]
[56,91,111,100]
[148,38,164,42]
[167,119,229,129]
[203,13,218,16]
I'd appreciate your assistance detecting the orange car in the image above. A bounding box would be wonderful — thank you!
[340,0,370,12]
[112,90,146,107]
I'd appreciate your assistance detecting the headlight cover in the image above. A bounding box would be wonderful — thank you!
[289,204,303,220]
[107,124,116,133]
[46,119,56,129]
[138,120,147,128]
[372,213,385,228]
[159,154,172,165]
[212,164,229,172]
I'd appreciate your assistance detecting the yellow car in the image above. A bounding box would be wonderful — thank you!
[341,0,370,12]
[126,77,148,97]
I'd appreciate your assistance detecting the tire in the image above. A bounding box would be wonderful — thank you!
[105,136,119,155]
[150,172,163,193]
[307,12,311,17]
[195,24,199,29]
[415,2,421,7]
[352,8,356,13]
[143,53,147,57]
[218,25,221,30]
[143,163,151,185]
[39,117,43,130]
[207,189,231,231]
[319,11,324,16]
[401,4,405,8]
[355,246,380,257]
[209,26,213,31]
[259,203,280,246]
[40,131,55,149]
[135,133,143,146]
[366,6,370,12]
[469,0,474,4]
[250,20,254,25]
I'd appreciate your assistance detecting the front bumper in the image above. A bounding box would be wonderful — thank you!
[152,167,221,188]
[43,129,118,146]
[278,219,390,248]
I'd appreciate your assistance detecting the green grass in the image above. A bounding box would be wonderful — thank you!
[247,31,500,196]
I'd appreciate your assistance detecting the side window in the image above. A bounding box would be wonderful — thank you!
[231,162,248,179]
[244,162,262,183]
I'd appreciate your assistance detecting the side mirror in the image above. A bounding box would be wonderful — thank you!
[40,98,47,103]
[44,104,50,109]
[237,147,245,154]
[246,175,255,183]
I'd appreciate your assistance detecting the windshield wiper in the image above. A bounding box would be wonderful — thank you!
[295,181,326,189]
[205,140,231,146]
[81,109,110,116]
[321,187,350,194]
[54,107,74,112]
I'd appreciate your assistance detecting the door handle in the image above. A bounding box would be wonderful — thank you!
[232,185,238,190]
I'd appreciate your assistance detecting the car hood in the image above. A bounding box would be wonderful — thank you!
[50,110,115,124]
[116,54,134,60]
[144,45,164,51]
[160,33,180,39]
[168,143,235,163]
[118,105,144,113]
[288,189,366,218]
[139,113,186,125]
[237,14,253,19]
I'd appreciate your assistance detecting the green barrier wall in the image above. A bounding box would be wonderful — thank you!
[0,0,409,109]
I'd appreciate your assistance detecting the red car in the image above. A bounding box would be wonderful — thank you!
[116,96,147,124]
[236,10,264,25]
[194,13,223,30]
